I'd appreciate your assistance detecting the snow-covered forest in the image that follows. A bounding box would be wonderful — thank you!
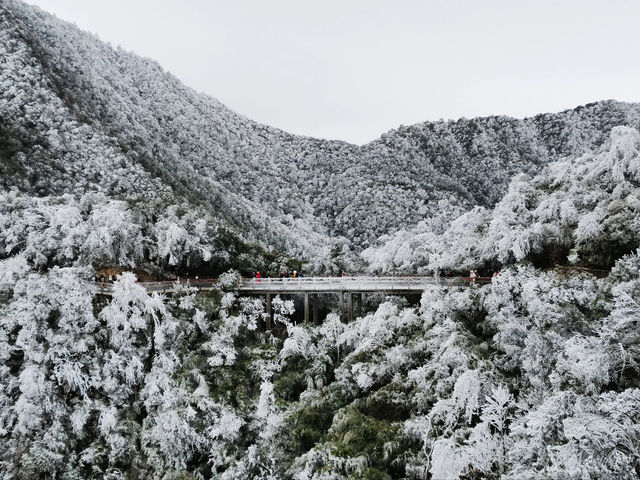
[3,0,640,254]
[1,0,640,479]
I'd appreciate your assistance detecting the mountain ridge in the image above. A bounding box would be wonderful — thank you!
[2,0,640,259]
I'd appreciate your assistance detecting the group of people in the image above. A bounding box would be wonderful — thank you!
[252,270,305,281]
[279,270,303,278]
[96,274,117,284]
[468,270,499,283]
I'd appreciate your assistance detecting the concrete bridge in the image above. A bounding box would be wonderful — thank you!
[96,276,491,325]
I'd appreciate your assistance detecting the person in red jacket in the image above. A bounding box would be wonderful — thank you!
[256,271,262,284]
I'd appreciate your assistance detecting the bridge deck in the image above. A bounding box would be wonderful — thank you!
[95,276,491,295]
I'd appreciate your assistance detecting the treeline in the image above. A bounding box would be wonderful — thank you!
[0,191,312,278]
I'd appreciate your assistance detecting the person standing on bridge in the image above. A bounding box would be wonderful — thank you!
[470,269,477,284]
[256,271,262,284]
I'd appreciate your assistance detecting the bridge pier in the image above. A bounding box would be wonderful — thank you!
[304,292,310,323]
[313,294,318,324]
[266,293,272,330]
[347,292,353,322]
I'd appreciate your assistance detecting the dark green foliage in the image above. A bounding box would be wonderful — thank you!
[274,363,308,402]
[289,401,336,454]
[351,468,392,480]
[355,385,413,423]
[326,407,407,473]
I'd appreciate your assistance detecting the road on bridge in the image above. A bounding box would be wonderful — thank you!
[95,275,491,296]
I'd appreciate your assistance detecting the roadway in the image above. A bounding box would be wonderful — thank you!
[95,275,491,295]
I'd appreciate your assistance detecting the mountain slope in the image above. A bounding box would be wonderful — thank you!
[364,126,640,273]
[1,123,639,480]
[1,0,640,257]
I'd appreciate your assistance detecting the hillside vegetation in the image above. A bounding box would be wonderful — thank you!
[1,1,640,479]
[1,126,639,479]
[2,0,640,259]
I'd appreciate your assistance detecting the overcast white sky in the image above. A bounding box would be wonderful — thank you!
[27,0,640,145]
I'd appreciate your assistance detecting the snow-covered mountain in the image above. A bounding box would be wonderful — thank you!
[2,1,640,479]
[2,124,639,480]
[2,0,639,261]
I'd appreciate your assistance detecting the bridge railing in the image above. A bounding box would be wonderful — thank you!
[238,276,491,290]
